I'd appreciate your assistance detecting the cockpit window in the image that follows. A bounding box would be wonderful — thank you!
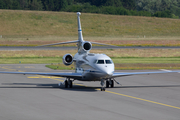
[97,60,104,64]
[105,60,113,64]
[94,60,97,63]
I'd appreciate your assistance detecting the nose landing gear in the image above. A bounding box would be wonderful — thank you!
[100,79,106,91]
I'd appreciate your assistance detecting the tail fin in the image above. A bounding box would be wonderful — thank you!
[77,12,84,43]
[37,12,117,49]
[38,12,84,47]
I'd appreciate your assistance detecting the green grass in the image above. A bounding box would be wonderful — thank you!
[1,57,180,64]
[0,10,180,47]
[0,57,180,70]
[0,10,180,37]
[0,10,180,69]
[0,57,62,64]
[112,57,180,64]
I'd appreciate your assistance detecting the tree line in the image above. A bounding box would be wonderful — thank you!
[0,0,179,18]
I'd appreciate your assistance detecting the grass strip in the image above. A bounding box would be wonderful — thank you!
[43,57,180,70]
[46,63,180,70]
[1,10,180,37]
[0,57,62,64]
[1,57,180,64]
[0,57,180,70]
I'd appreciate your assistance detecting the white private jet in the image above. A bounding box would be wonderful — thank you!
[0,12,180,91]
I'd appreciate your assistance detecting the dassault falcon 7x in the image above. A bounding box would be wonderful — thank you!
[0,12,180,91]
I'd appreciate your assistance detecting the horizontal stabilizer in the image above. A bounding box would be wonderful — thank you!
[38,40,79,47]
[91,42,118,47]
[38,41,118,48]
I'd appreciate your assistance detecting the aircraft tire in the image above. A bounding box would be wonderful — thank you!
[69,80,73,88]
[110,80,114,88]
[106,81,109,88]
[101,88,105,91]
[65,80,68,88]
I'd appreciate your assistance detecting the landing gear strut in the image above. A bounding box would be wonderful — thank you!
[100,79,105,91]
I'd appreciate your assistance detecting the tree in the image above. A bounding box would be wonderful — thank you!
[60,0,68,10]
[0,0,5,9]
[12,0,21,9]
[67,0,74,5]
[135,0,179,15]
[19,0,29,9]
[122,0,136,10]
[48,0,55,11]
[29,0,43,10]
[104,0,122,7]
[4,0,13,9]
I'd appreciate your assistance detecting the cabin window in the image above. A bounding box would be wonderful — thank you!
[97,60,104,64]
[105,60,112,64]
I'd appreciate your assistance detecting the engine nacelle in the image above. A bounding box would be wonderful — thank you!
[82,41,92,52]
[62,54,73,66]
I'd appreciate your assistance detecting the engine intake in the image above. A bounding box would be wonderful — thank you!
[63,54,73,66]
[82,41,92,51]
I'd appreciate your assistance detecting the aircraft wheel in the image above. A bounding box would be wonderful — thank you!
[101,87,105,91]
[65,80,68,88]
[69,80,73,88]
[106,81,109,88]
[110,80,114,88]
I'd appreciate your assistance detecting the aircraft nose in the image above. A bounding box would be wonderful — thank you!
[102,68,113,76]
[106,71,113,76]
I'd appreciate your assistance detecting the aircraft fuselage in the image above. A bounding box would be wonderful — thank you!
[73,52,114,81]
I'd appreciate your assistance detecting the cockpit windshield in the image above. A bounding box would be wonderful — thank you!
[97,60,104,64]
[96,59,113,64]
[105,60,113,64]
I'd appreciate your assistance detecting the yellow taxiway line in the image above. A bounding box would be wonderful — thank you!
[28,75,180,110]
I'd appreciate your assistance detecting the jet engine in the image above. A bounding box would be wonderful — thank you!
[82,41,92,52]
[63,54,73,66]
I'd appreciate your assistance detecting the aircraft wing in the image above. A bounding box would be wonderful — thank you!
[112,70,180,78]
[0,71,82,79]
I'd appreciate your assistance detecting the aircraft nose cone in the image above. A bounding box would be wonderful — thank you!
[102,69,113,76]
[106,71,113,76]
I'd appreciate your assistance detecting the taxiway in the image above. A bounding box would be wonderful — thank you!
[0,64,180,120]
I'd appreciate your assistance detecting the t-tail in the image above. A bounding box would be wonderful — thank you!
[76,12,92,54]
[38,12,116,54]
[77,12,84,43]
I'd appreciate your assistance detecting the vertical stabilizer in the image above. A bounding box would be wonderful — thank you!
[77,12,84,42]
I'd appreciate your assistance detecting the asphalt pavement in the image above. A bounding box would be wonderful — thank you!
[0,64,180,120]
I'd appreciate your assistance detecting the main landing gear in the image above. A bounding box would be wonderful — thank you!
[64,78,73,88]
[101,79,114,91]
[100,78,120,91]
[106,79,114,88]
